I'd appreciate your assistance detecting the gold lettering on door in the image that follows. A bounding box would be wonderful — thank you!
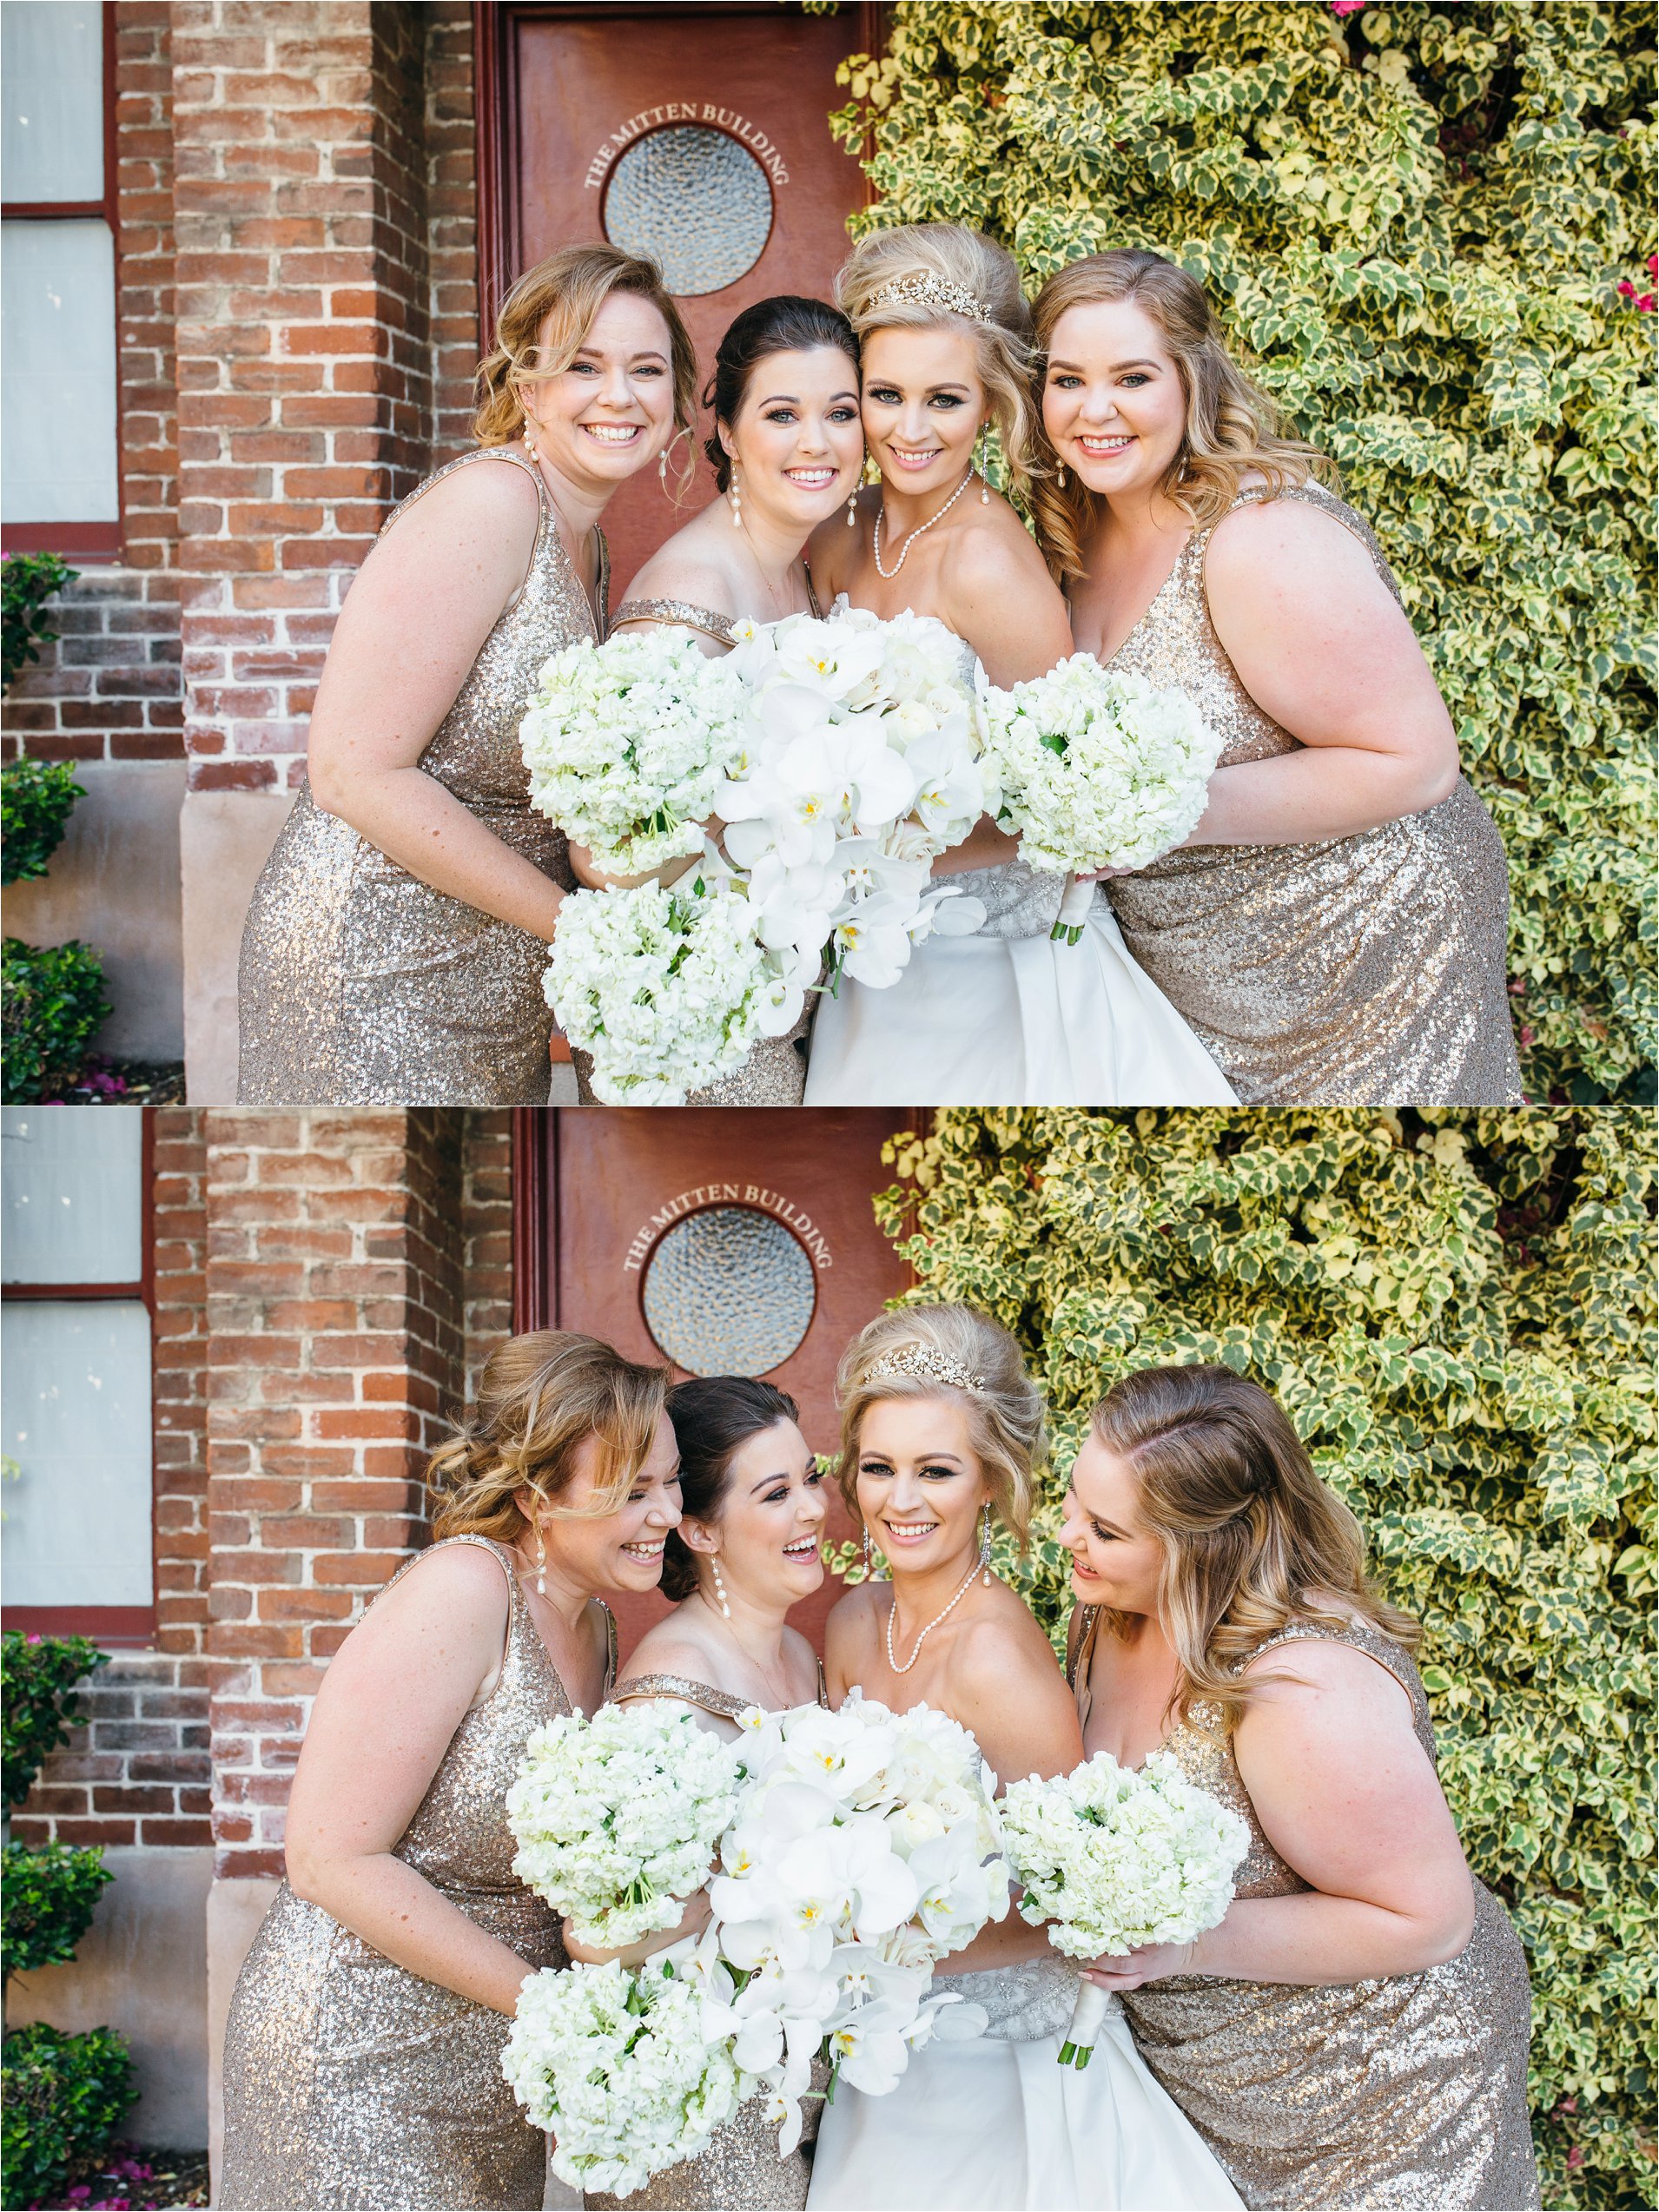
[583,106,791,191]
[621,1187,832,1275]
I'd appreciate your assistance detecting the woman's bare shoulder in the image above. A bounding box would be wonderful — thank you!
[826,1580,885,1643]
[1206,490,1372,586]
[353,1536,511,1649]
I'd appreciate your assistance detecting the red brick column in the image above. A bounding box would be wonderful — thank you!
[202,1108,471,1878]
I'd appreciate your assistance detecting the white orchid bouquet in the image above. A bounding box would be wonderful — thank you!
[1000,1750,1250,2068]
[717,604,989,991]
[979,657,1224,942]
[506,1700,744,1946]
[519,629,751,876]
[503,1948,755,2197]
[543,860,813,1105]
[699,1693,1010,2151]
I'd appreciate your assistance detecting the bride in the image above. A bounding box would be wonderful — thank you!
[807,1304,1242,2212]
[592,291,866,1103]
[802,224,1235,1107]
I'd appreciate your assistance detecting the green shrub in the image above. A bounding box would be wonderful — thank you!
[0,1634,107,1812]
[0,939,110,1105]
[832,2,1657,1103]
[863,1106,1655,2208]
[1,1844,114,1987]
[0,2024,135,2209]
[1,554,76,692]
[1,759,87,887]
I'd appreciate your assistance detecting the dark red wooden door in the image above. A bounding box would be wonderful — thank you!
[483,2,876,591]
[515,1107,912,1656]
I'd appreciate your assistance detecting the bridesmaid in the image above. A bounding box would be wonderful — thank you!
[575,1376,830,2210]
[582,293,867,1105]
[219,1332,681,2211]
[1033,248,1524,1106]
[1062,1363,1539,2209]
[237,244,697,1106]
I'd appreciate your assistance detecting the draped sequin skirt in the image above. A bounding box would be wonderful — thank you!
[219,1879,562,2212]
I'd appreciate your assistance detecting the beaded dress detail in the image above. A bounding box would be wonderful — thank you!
[569,594,817,1106]
[1103,483,1523,1105]
[1069,1608,1540,2209]
[238,446,605,1106]
[219,1537,616,2211]
[586,1669,829,2211]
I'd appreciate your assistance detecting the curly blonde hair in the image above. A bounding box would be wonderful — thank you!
[836,224,1040,491]
[1086,1364,1418,1733]
[473,243,699,452]
[835,1304,1046,1548]
[429,1331,670,1541]
[1030,249,1332,583]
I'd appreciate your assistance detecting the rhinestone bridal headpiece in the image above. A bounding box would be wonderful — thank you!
[867,272,995,327]
[865,1344,986,1393]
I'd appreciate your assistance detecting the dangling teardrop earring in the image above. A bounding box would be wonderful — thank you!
[862,1522,874,1574]
[729,470,743,528]
[846,477,860,527]
[1056,464,1067,490]
[710,1555,732,1620]
[533,1522,548,1597]
[521,408,539,465]
[978,424,991,504]
[978,1502,994,1586]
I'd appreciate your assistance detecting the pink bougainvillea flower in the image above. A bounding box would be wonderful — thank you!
[1649,254,1657,277]
[1616,280,1636,297]
[1330,1,1365,13]
[1636,293,1656,312]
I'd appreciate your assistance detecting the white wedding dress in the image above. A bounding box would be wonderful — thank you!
[805,1954,1242,2212]
[802,631,1237,1107]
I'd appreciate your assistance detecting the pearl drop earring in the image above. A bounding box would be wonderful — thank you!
[710,1555,731,1619]
[521,410,539,464]
[846,483,859,527]
[1057,464,1067,489]
[534,1523,548,1597]
[729,471,743,527]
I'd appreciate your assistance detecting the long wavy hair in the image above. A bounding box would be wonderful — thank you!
[1087,1364,1418,1733]
[1029,250,1332,583]
[473,242,698,460]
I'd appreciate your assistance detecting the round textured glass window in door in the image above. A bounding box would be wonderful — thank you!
[642,1207,815,1377]
[602,126,773,296]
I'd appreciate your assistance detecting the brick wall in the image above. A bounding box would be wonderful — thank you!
[155,1106,211,1655]
[9,1654,211,1852]
[462,1109,513,1403]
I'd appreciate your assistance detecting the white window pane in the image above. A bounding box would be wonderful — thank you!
[2,1301,153,1608]
[2,1,104,202]
[2,1108,143,1284]
[1,219,119,523]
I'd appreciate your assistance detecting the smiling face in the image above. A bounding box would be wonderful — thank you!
[859,324,987,502]
[683,1417,827,1608]
[521,289,679,488]
[722,345,865,535]
[1041,297,1187,505]
[537,1410,683,1596]
[854,1391,987,1578]
[1061,1430,1164,1616]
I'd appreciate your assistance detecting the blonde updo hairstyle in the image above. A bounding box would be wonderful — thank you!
[430,1330,670,1542]
[836,224,1041,493]
[836,1304,1046,1549]
[1087,1364,1418,1733]
[473,242,699,456]
[1029,249,1332,583]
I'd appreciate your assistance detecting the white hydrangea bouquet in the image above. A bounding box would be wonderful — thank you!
[543,860,812,1106]
[979,657,1224,942]
[701,1693,1010,2149]
[519,629,752,876]
[505,1700,744,1946]
[503,1948,752,2198]
[717,603,990,991]
[999,1750,1250,2068]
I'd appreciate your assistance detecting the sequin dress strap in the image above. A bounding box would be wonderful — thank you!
[1241,1614,1434,1754]
[611,1672,755,1720]
[610,597,738,644]
[1199,481,1403,609]
[1066,1603,1101,1730]
[804,565,824,618]
[816,1655,829,1709]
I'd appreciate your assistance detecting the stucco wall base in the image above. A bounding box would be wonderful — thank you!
[6,1846,213,2149]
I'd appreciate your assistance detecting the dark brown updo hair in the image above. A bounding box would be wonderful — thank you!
[661,1376,801,1600]
[703,295,858,491]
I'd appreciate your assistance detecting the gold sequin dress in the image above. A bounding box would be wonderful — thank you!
[237,446,605,1106]
[219,1536,617,2212]
[1069,1608,1540,2210]
[1104,485,1524,1104]
[569,596,816,1106]
[586,1668,829,2210]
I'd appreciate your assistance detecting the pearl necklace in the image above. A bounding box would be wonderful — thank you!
[885,1561,983,1674]
[871,468,977,578]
